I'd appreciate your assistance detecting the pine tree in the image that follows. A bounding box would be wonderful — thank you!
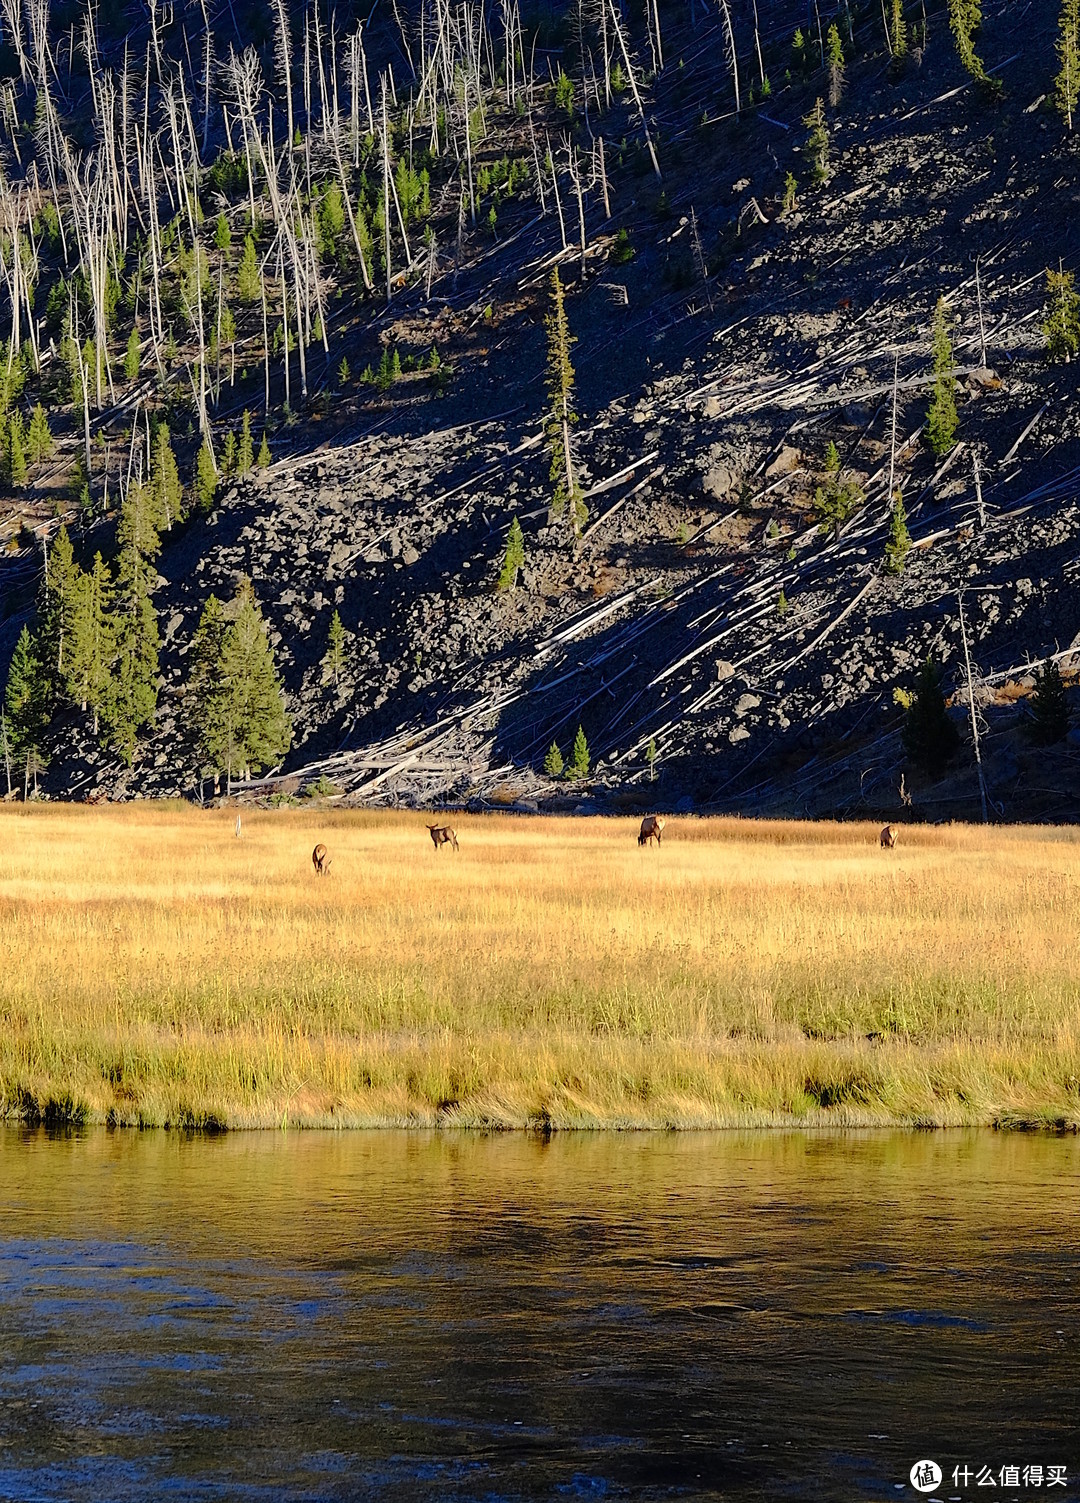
[814,442,864,538]
[902,656,959,775]
[237,233,261,302]
[567,724,590,778]
[237,411,254,475]
[37,523,81,705]
[191,580,291,780]
[890,0,909,61]
[948,0,990,84]
[1056,0,1080,128]
[3,625,48,757]
[187,593,229,777]
[257,431,271,468]
[221,431,237,476]
[497,517,525,590]
[545,268,585,535]
[1044,265,1080,362]
[927,297,959,457]
[66,552,116,735]
[802,98,829,184]
[214,212,232,251]
[782,173,798,215]
[322,609,347,686]
[27,403,52,463]
[150,423,183,530]
[646,736,658,780]
[105,482,161,761]
[1028,659,1069,744]
[543,740,564,777]
[338,356,351,387]
[885,490,912,575]
[195,439,218,510]
[124,326,141,382]
[826,24,845,106]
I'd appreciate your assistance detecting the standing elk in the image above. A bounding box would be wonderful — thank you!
[427,824,459,852]
[880,825,899,850]
[638,815,667,847]
[312,843,332,874]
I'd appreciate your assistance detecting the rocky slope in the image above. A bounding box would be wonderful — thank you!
[5,0,1080,820]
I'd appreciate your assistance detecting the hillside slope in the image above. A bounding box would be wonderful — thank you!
[3,0,1080,819]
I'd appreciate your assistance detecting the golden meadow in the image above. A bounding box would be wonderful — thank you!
[2,804,1079,1131]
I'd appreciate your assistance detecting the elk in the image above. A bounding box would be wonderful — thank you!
[880,825,899,850]
[312,842,332,874]
[638,814,667,847]
[427,824,459,852]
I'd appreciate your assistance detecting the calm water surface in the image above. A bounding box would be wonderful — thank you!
[0,1129,1078,1502]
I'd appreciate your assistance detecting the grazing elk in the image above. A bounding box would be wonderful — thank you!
[638,815,667,847]
[427,824,459,852]
[880,825,899,850]
[312,843,332,875]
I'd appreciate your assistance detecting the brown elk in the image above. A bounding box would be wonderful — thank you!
[879,825,899,850]
[427,824,459,852]
[312,843,332,874]
[638,815,667,847]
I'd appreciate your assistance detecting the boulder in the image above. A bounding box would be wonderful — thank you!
[765,445,801,479]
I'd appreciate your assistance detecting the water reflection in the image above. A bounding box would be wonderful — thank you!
[0,1129,1077,1500]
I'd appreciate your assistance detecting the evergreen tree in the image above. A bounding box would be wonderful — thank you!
[902,656,960,775]
[37,524,81,704]
[567,724,590,778]
[214,212,232,251]
[890,0,909,61]
[826,24,845,106]
[1056,0,1080,128]
[885,490,912,575]
[221,431,237,475]
[191,580,291,780]
[124,326,141,382]
[27,403,52,463]
[543,740,564,777]
[150,423,183,530]
[338,356,351,387]
[194,439,218,510]
[237,233,261,302]
[497,517,525,590]
[1044,265,1080,362]
[545,268,585,534]
[237,410,254,475]
[948,0,991,84]
[4,625,47,757]
[1028,659,1068,744]
[814,441,864,538]
[105,482,161,761]
[187,593,229,775]
[257,431,271,468]
[927,297,958,457]
[322,609,347,686]
[782,172,798,215]
[646,736,658,780]
[801,98,829,184]
[66,552,116,735]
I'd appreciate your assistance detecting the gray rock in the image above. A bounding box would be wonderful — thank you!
[735,693,761,716]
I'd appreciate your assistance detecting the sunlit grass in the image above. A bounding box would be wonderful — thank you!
[3,804,1079,1129]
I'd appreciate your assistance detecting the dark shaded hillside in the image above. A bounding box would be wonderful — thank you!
[3,0,1080,818]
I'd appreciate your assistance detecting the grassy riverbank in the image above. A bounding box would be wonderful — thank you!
[2,804,1079,1130]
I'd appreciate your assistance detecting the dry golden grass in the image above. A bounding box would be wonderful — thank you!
[2,803,1080,1130]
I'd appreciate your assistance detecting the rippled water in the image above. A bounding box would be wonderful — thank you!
[0,1129,1077,1502]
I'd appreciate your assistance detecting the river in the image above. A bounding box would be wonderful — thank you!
[0,1128,1077,1501]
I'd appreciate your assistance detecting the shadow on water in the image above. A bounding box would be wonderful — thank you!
[0,1128,1078,1501]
